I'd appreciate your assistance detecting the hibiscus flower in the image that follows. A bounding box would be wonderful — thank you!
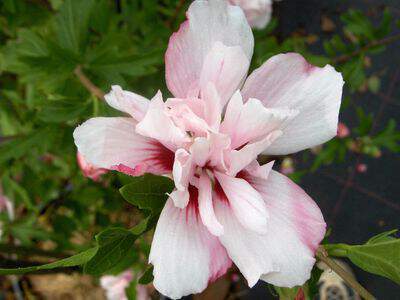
[74,0,343,298]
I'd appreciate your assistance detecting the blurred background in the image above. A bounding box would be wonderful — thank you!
[0,0,399,299]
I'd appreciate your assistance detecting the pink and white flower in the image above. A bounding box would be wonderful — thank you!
[74,0,343,298]
[228,0,273,29]
[100,270,150,300]
[100,270,132,300]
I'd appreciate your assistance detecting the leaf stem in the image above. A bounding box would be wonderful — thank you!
[323,243,349,257]
[74,65,105,101]
[316,246,375,300]
[331,33,400,64]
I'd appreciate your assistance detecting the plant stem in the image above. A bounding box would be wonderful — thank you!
[0,258,79,274]
[331,33,400,64]
[316,246,375,300]
[74,65,105,100]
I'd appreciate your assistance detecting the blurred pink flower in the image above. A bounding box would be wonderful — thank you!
[0,191,14,239]
[100,270,132,300]
[77,152,107,181]
[337,122,350,138]
[100,270,149,300]
[0,193,14,220]
[356,163,367,173]
[280,157,295,175]
[74,0,343,298]
[229,0,272,29]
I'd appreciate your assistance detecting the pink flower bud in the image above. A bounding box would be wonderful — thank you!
[356,163,367,173]
[337,122,350,138]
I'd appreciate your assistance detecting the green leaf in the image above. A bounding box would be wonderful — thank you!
[371,119,400,152]
[120,174,174,234]
[327,230,400,284]
[138,266,154,285]
[367,229,398,244]
[340,56,366,91]
[83,228,137,276]
[0,128,57,164]
[341,9,375,40]
[0,247,97,275]
[120,174,174,213]
[274,286,300,300]
[55,0,94,54]
[37,97,91,123]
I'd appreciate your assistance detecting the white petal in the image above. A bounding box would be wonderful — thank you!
[214,171,268,234]
[168,189,190,210]
[199,42,250,106]
[171,149,194,208]
[73,117,174,175]
[150,199,231,299]
[225,130,282,176]
[190,132,231,171]
[214,199,278,287]
[104,85,149,121]
[201,82,222,130]
[135,91,189,150]
[198,172,224,236]
[221,91,298,149]
[242,53,344,154]
[218,169,326,288]
[165,0,253,98]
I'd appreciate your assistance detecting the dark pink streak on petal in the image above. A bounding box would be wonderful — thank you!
[213,179,229,204]
[236,170,250,181]
[141,141,175,174]
[186,185,199,221]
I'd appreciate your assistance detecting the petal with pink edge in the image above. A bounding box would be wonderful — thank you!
[199,42,250,107]
[136,91,189,150]
[214,171,268,234]
[165,98,210,137]
[217,169,326,288]
[242,53,344,155]
[225,130,282,176]
[165,0,253,98]
[149,198,231,299]
[221,91,298,149]
[73,117,174,176]
[104,85,149,122]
